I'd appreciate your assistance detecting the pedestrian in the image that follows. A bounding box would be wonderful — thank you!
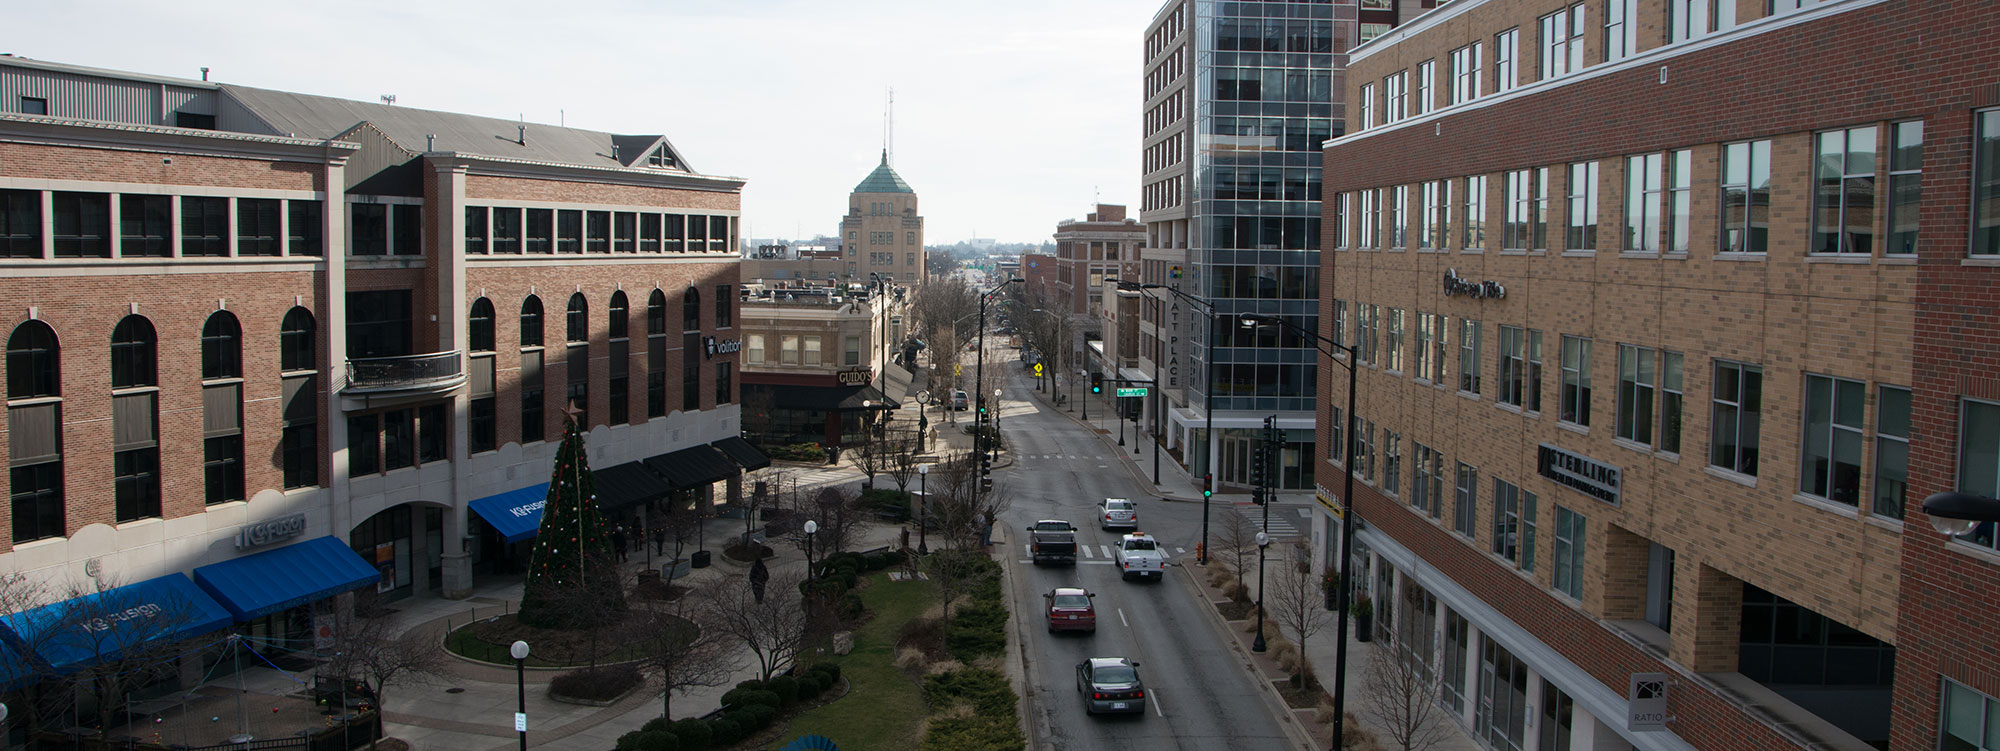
[652,525,666,556]
[749,557,770,604]
[611,525,628,562]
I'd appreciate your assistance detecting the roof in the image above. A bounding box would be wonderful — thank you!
[853,150,914,194]
[221,84,695,173]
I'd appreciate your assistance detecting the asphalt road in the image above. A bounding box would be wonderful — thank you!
[989,368,1296,751]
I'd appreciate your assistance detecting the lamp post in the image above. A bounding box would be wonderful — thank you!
[1241,311,1358,751]
[510,640,530,751]
[918,464,930,555]
[803,519,819,578]
[1253,531,1271,652]
[1923,491,2000,535]
[1138,281,1218,565]
[974,278,1023,507]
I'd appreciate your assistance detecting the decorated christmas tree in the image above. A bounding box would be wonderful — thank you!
[517,410,626,629]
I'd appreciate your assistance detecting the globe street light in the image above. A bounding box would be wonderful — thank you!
[803,519,820,578]
[1253,532,1271,653]
[1923,491,2000,536]
[509,640,530,751]
[918,464,931,555]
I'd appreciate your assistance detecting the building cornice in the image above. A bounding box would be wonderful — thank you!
[425,152,745,194]
[0,113,356,164]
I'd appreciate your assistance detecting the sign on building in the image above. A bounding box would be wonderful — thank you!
[1627,672,1669,731]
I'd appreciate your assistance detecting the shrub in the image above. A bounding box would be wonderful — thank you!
[720,687,780,710]
[724,708,762,736]
[615,729,678,751]
[640,717,669,733]
[549,664,642,702]
[946,619,1007,660]
[734,678,766,691]
[740,703,778,729]
[765,675,799,708]
[919,714,1025,751]
[864,551,891,570]
[809,661,842,682]
[923,668,1017,717]
[670,719,711,749]
[764,443,827,462]
[837,592,865,621]
[705,715,742,746]
[795,672,825,698]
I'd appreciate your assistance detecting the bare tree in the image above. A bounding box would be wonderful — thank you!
[921,548,997,625]
[1362,640,1453,751]
[625,599,740,720]
[9,575,229,737]
[741,389,780,445]
[918,453,1011,551]
[698,570,807,681]
[1267,543,1335,688]
[789,486,862,557]
[323,610,451,749]
[1213,511,1259,588]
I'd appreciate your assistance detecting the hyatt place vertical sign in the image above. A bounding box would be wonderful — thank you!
[1537,444,1620,506]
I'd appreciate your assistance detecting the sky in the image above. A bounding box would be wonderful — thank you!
[9,0,1167,245]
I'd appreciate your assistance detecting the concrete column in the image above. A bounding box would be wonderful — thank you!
[1570,706,1635,750]
[1675,563,1744,672]
[433,158,474,599]
[322,153,353,545]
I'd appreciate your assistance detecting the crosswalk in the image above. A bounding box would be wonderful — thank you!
[1019,543,1178,563]
[1015,454,1095,462]
[1232,503,1305,541]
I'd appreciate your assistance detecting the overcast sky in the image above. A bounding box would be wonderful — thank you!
[9,0,1166,244]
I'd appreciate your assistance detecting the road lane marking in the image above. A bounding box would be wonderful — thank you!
[1079,546,1092,559]
[1118,609,1129,628]
[1151,690,1164,717]
[1099,545,1114,558]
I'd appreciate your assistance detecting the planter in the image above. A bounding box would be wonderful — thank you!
[690,550,712,568]
[1355,616,1374,643]
[663,558,692,580]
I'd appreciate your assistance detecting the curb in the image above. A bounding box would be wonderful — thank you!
[1170,558,1317,750]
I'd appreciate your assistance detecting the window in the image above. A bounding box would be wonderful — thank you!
[647,289,667,418]
[1385,71,1407,124]
[115,441,160,521]
[418,404,447,464]
[1421,180,1450,249]
[1720,140,1773,253]
[519,295,545,348]
[120,194,170,257]
[1334,192,1351,248]
[350,414,380,475]
[1540,5,1586,79]
[1941,680,2000,751]
[18,96,47,115]
[1666,150,1692,253]
[1560,335,1592,426]
[1359,190,1379,247]
[201,311,241,380]
[1492,478,1536,571]
[683,332,701,411]
[288,200,323,256]
[1457,319,1481,394]
[557,209,582,253]
[1660,351,1684,453]
[465,207,489,254]
[280,307,318,488]
[524,208,553,254]
[1390,185,1409,247]
[179,196,228,256]
[1887,121,1923,254]
[1553,506,1585,599]
[1605,0,1637,61]
[1463,175,1486,249]
[682,287,701,332]
[8,321,59,399]
[1414,312,1434,382]
[1493,29,1519,93]
[1625,154,1663,252]
[639,213,661,253]
[1526,330,1544,413]
[844,336,861,366]
[805,336,823,366]
[1873,385,1910,519]
[387,205,425,252]
[566,344,589,428]
[1360,305,1380,366]
[491,207,522,254]
[1567,162,1598,250]
[613,212,635,253]
[1668,0,1735,43]
[351,203,388,256]
[1976,111,2000,255]
[565,293,589,344]
[1410,443,1434,514]
[780,335,800,365]
[203,432,243,504]
[1710,360,1763,476]
[8,320,64,540]
[1,189,40,258]
[1453,462,1478,537]
[664,213,685,252]
[52,192,109,258]
[1499,325,1525,407]
[716,285,733,328]
[11,461,62,543]
[1414,60,1435,116]
[1799,374,1865,505]
[585,211,610,253]
[468,298,495,353]
[1442,610,1470,713]
[1450,43,1484,105]
[1616,345,1655,445]
[1382,432,1401,496]
[1331,405,1345,466]
[1359,83,1375,130]
[716,362,732,404]
[1813,126,1878,254]
[1504,169,1536,250]
[1385,308,1405,372]
[237,198,281,256]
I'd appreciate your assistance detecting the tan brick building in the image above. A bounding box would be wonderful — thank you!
[1318,0,2000,749]
[0,56,752,676]
[838,152,924,285]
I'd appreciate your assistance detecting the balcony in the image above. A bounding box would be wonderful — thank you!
[342,351,466,405]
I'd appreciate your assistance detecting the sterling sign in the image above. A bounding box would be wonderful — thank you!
[1537,444,1621,506]
[236,512,308,550]
[1443,269,1506,299]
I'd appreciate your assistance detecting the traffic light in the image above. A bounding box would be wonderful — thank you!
[1202,473,1213,499]
[1090,372,1104,394]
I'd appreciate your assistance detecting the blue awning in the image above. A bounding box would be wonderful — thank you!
[192,536,380,621]
[470,482,551,543]
[0,633,39,691]
[0,574,232,674]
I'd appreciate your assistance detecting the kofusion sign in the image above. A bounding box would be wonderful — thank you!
[1537,444,1621,505]
[235,512,308,550]
[704,336,741,359]
[1443,269,1506,299]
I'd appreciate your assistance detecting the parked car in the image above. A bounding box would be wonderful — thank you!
[1076,657,1146,715]
[950,390,970,410]
[1044,587,1096,633]
[1097,498,1138,530]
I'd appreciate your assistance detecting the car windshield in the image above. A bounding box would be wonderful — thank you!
[1124,539,1156,550]
[1093,666,1138,684]
[1053,595,1091,608]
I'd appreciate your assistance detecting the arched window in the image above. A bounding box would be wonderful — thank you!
[469,298,495,353]
[566,293,588,343]
[682,287,701,332]
[647,289,667,336]
[608,291,629,340]
[647,290,667,418]
[201,312,242,380]
[520,296,544,347]
[111,315,157,389]
[7,320,59,399]
[280,307,316,372]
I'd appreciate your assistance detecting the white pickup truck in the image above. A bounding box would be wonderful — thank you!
[1116,533,1167,581]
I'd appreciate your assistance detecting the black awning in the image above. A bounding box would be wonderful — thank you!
[754,383,899,412]
[711,436,771,471]
[643,445,739,490]
[593,461,669,512]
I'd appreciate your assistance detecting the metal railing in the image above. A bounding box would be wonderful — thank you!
[344,351,462,391]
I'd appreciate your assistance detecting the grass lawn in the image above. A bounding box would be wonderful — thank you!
[763,571,935,750]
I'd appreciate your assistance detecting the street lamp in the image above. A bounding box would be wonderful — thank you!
[918,465,930,555]
[1253,531,1271,652]
[974,278,1023,505]
[1241,311,1359,751]
[1923,491,2000,535]
[803,519,820,578]
[510,640,530,751]
[1137,281,1218,565]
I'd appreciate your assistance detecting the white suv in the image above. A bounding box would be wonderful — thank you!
[1098,498,1138,531]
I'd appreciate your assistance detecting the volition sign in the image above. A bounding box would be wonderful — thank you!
[1115,387,1149,397]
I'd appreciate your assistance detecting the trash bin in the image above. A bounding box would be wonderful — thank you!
[691,550,712,569]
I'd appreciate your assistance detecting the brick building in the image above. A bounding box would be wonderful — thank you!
[0,56,752,683]
[838,151,925,285]
[1317,0,2000,749]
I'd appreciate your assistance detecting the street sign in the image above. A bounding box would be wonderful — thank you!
[1116,387,1148,397]
[1627,673,1669,731]
[515,712,527,732]
[1033,363,1044,376]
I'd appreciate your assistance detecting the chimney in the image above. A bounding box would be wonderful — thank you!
[517,125,526,145]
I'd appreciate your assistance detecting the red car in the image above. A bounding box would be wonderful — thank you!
[1045,587,1097,633]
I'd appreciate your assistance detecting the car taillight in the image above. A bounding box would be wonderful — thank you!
[1133,690,1144,698]
[1093,692,1108,700]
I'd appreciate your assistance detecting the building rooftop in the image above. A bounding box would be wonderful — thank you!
[853,150,914,194]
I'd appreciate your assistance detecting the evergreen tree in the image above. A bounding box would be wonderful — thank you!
[517,412,626,629]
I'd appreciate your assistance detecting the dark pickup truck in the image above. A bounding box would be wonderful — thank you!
[1027,520,1078,565]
